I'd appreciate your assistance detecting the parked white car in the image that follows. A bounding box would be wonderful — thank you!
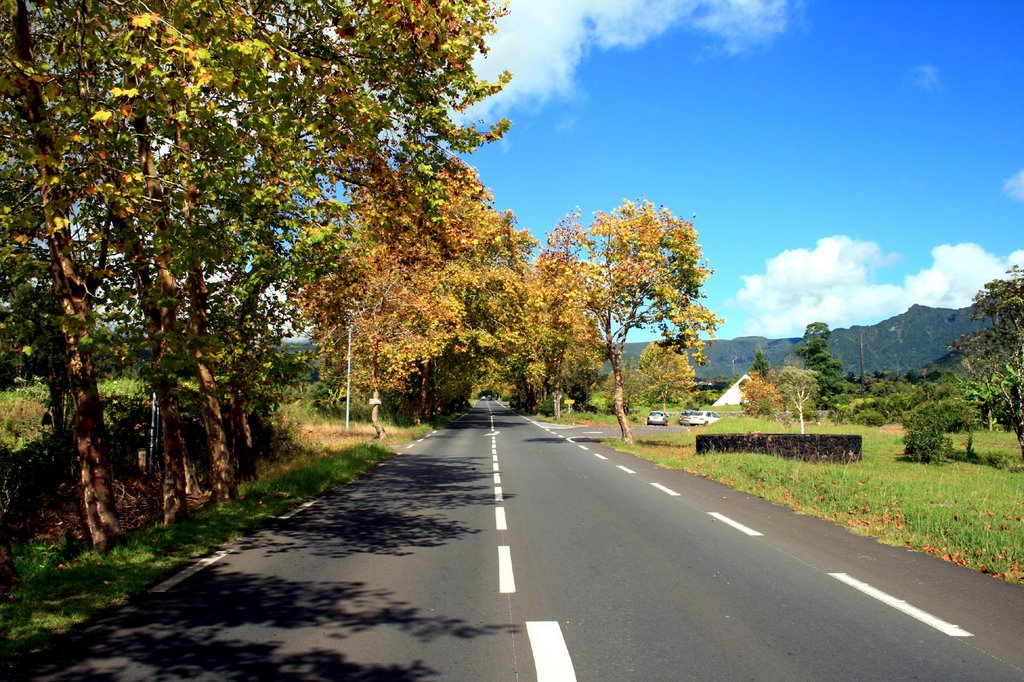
[680,410,721,426]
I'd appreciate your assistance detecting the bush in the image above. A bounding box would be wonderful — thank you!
[855,409,886,427]
[0,433,73,522]
[902,403,953,463]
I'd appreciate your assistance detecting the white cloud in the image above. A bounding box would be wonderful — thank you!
[909,64,942,92]
[470,0,794,119]
[1003,168,1024,201]
[731,237,1023,337]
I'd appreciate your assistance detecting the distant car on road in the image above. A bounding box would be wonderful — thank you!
[680,410,721,426]
[646,410,669,426]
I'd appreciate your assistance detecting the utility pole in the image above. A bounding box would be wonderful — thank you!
[346,323,352,432]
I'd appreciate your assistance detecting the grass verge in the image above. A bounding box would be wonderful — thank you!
[608,417,1024,585]
[0,429,410,670]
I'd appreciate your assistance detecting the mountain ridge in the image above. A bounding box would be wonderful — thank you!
[622,304,989,380]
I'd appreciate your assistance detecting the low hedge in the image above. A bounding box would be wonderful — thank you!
[695,433,862,464]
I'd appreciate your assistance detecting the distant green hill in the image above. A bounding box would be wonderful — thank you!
[622,304,989,380]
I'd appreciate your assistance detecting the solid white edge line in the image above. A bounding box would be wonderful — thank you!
[495,486,504,503]
[279,499,317,520]
[593,453,608,460]
[708,512,763,536]
[651,482,680,497]
[153,548,232,593]
[616,465,636,474]
[526,621,577,682]
[829,573,973,637]
[496,507,508,531]
[498,545,516,593]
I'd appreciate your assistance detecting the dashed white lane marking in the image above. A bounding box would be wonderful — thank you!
[279,499,317,520]
[495,486,504,503]
[404,443,415,450]
[496,507,508,531]
[153,549,232,593]
[526,621,577,681]
[416,438,425,443]
[708,512,763,536]
[566,438,575,444]
[493,461,501,472]
[493,454,499,462]
[616,465,636,474]
[494,473,502,485]
[593,453,608,460]
[651,482,680,497]
[577,445,589,451]
[829,573,973,637]
[498,546,516,593]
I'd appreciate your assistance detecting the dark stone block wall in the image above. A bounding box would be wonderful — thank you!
[695,433,862,464]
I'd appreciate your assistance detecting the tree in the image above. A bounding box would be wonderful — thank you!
[963,266,1024,459]
[750,347,772,379]
[638,342,694,410]
[778,366,818,434]
[4,0,512,530]
[741,372,783,417]
[3,0,124,549]
[546,199,718,443]
[794,322,846,408]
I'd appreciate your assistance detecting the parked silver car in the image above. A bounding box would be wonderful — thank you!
[646,410,669,426]
[680,410,721,426]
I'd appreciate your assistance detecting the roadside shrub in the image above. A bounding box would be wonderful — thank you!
[902,403,953,463]
[854,409,886,427]
[0,433,73,522]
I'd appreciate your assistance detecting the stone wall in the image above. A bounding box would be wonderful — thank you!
[695,433,862,464]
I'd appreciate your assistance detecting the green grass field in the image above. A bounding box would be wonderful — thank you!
[605,415,1024,584]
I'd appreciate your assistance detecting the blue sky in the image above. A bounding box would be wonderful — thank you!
[463,0,1024,341]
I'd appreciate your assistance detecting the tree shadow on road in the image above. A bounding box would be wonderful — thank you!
[27,569,512,681]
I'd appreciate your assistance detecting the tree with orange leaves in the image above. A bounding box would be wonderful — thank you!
[547,199,719,444]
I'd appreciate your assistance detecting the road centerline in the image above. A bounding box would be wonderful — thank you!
[526,621,578,681]
[498,546,516,593]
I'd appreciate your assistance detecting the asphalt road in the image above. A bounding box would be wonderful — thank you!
[27,401,1024,680]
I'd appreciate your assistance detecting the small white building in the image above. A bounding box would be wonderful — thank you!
[713,373,751,407]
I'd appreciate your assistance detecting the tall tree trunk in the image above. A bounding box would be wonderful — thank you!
[227,397,255,482]
[157,384,188,524]
[416,360,430,425]
[0,501,16,589]
[9,0,122,550]
[72,353,124,548]
[188,268,235,502]
[133,112,189,524]
[611,358,634,444]
[370,386,386,439]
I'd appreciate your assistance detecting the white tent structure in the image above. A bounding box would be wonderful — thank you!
[713,373,751,407]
